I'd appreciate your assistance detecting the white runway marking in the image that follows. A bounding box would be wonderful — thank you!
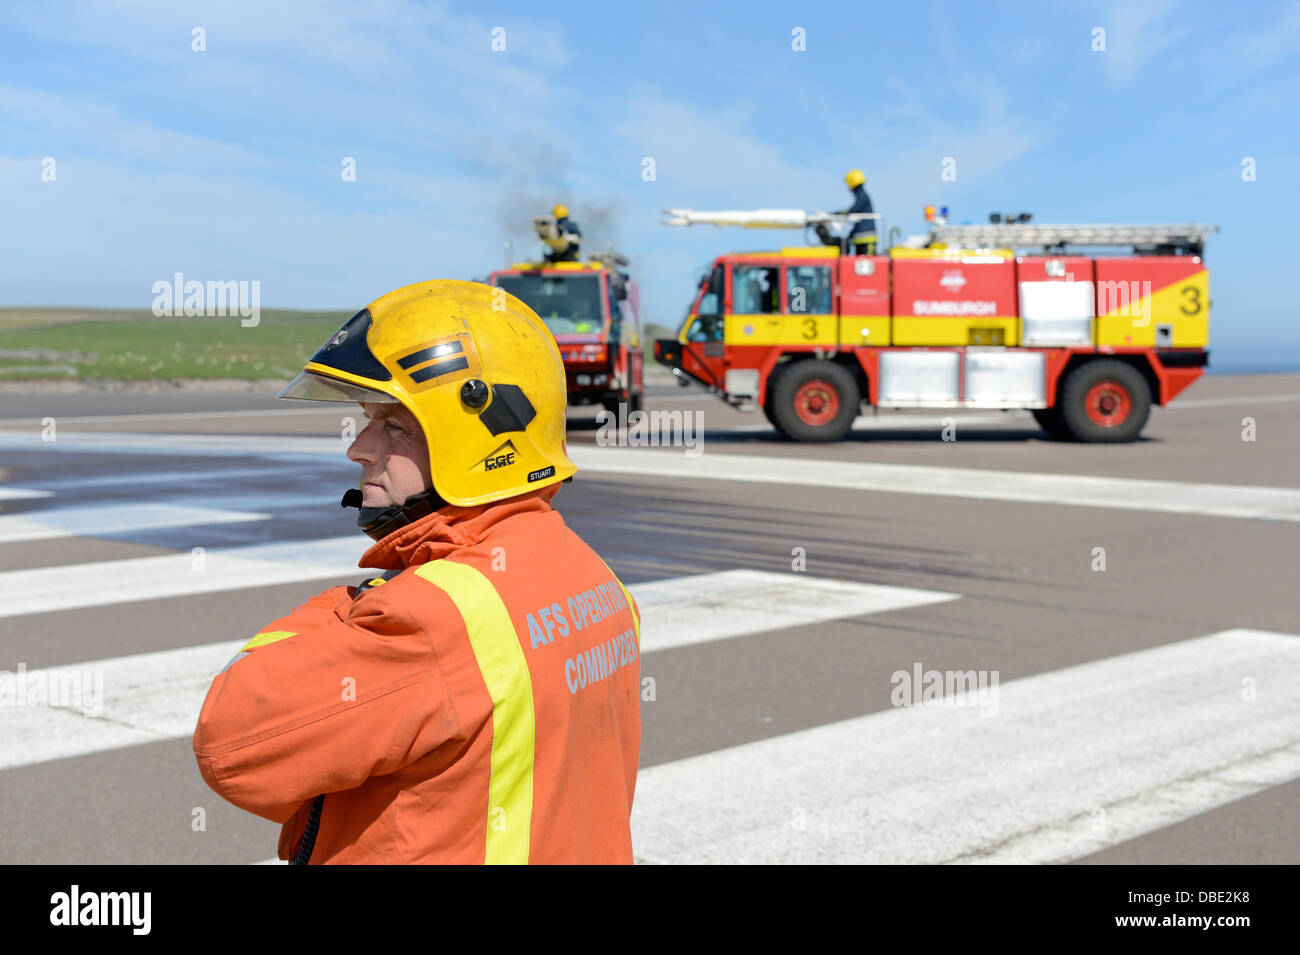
[0,640,241,770]
[567,446,1300,523]
[0,572,957,770]
[0,407,339,426]
[632,570,956,653]
[629,629,1300,864]
[0,487,53,501]
[0,430,342,458]
[1168,392,1300,408]
[37,464,343,491]
[6,429,1300,522]
[728,412,1013,433]
[0,503,270,543]
[0,536,365,619]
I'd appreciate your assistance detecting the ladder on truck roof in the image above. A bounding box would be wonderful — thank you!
[929,223,1218,255]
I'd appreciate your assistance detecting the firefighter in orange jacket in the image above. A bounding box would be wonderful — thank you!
[192,280,642,864]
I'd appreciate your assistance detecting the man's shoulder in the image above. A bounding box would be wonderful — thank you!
[345,567,448,620]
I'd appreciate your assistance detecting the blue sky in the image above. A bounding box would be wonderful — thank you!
[2,0,1297,364]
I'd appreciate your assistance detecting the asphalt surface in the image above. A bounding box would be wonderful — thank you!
[1,372,1297,864]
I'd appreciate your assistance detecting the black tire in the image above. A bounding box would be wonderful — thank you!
[1058,359,1151,443]
[762,365,789,437]
[1031,407,1072,440]
[604,380,642,417]
[628,359,644,414]
[769,360,861,442]
[762,403,788,438]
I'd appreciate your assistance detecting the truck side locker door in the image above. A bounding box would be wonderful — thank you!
[837,256,891,346]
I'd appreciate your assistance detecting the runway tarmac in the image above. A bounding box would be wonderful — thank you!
[1,372,1297,863]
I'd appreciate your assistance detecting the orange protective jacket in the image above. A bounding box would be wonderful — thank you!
[192,485,642,864]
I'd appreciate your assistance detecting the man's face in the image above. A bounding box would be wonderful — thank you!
[346,402,434,508]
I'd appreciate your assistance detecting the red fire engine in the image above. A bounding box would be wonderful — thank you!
[654,208,1216,442]
[490,217,644,416]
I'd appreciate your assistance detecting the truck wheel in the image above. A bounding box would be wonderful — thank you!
[770,360,860,442]
[1031,407,1072,440]
[762,401,787,438]
[1058,359,1151,443]
[762,366,789,437]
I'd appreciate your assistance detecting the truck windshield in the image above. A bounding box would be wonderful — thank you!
[496,274,605,335]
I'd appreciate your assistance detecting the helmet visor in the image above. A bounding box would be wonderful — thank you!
[276,370,400,404]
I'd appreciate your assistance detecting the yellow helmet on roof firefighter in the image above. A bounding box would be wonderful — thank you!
[838,168,876,254]
[547,203,582,262]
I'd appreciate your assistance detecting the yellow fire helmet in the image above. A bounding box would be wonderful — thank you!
[553,203,569,219]
[277,279,576,510]
[845,169,865,189]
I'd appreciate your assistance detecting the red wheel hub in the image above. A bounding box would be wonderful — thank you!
[1083,380,1131,427]
[794,379,840,426]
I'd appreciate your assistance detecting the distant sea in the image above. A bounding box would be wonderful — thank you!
[1205,341,1300,375]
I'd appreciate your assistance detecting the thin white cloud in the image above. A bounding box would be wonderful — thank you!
[1225,0,1300,71]
[1093,0,1188,87]
[0,0,601,309]
[0,84,274,171]
[612,89,827,203]
[0,154,505,308]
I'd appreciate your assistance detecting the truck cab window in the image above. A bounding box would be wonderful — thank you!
[686,315,724,343]
[733,266,780,314]
[696,265,723,316]
[787,265,833,314]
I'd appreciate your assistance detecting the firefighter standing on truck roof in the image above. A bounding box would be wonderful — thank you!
[837,169,876,255]
[549,203,582,262]
[191,279,642,864]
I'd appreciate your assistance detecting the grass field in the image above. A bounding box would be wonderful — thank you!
[0,308,681,383]
[0,308,350,381]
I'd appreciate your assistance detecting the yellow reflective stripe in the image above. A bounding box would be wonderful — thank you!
[240,630,297,652]
[613,578,639,652]
[415,559,534,865]
[596,558,640,652]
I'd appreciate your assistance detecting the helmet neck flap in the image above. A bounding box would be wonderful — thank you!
[341,484,451,542]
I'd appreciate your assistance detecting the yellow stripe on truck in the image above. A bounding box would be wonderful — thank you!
[1096,268,1209,348]
[416,558,535,865]
[890,316,1020,346]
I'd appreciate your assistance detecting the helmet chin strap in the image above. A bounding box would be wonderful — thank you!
[341,484,452,542]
